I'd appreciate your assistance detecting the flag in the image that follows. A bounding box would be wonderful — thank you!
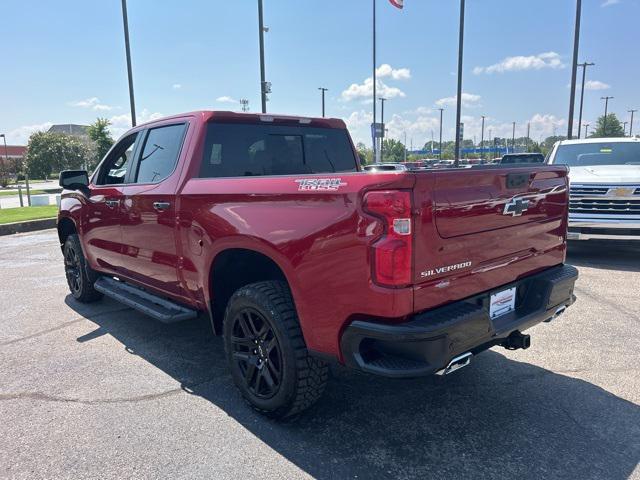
[389,0,403,9]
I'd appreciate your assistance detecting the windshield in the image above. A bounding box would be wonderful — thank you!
[552,142,640,166]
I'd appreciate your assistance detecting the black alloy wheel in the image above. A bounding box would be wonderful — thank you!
[230,308,283,399]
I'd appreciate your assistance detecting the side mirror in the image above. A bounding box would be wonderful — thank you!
[59,170,89,193]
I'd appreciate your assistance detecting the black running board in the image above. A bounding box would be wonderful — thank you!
[94,277,198,323]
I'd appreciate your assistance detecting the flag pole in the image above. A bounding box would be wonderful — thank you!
[372,0,378,163]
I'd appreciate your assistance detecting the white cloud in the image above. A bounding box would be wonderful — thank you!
[585,80,611,90]
[5,122,53,144]
[435,92,482,108]
[376,64,411,80]
[108,109,163,139]
[69,97,114,111]
[341,65,410,102]
[601,0,620,6]
[341,77,406,101]
[473,52,565,75]
[172,83,182,90]
[216,96,238,104]
[344,110,373,130]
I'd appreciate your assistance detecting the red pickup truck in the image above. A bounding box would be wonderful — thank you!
[58,111,578,418]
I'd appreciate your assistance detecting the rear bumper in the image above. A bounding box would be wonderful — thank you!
[340,264,578,378]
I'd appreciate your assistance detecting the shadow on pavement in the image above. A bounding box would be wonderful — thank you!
[567,241,640,272]
[66,296,640,480]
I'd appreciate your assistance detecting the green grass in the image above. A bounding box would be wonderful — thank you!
[0,205,58,225]
[0,189,46,197]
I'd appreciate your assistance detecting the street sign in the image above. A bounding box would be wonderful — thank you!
[371,123,385,140]
[459,123,464,142]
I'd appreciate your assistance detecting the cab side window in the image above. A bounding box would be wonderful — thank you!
[134,124,187,184]
[95,133,139,185]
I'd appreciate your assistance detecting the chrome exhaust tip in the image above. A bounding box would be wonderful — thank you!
[544,304,567,323]
[435,352,473,376]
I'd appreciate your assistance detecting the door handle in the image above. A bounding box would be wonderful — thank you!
[105,199,120,208]
[153,201,171,211]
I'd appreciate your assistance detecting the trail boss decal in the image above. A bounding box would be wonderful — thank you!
[421,261,472,278]
[295,178,347,191]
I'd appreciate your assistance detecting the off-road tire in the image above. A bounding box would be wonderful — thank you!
[223,280,328,419]
[63,234,103,303]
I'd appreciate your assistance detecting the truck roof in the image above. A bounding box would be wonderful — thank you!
[135,110,347,130]
[557,136,640,146]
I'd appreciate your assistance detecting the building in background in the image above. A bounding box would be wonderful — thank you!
[48,124,89,139]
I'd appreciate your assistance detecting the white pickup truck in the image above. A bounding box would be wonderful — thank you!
[547,137,640,241]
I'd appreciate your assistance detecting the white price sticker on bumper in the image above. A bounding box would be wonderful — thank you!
[490,287,516,319]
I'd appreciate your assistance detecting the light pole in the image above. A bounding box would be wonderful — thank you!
[121,0,137,126]
[526,122,531,152]
[577,61,595,138]
[318,87,328,117]
[601,96,613,135]
[438,108,444,160]
[453,0,466,167]
[0,134,7,166]
[379,97,386,163]
[480,116,485,161]
[512,122,516,152]
[372,0,378,163]
[623,122,628,136]
[629,109,637,137]
[258,0,268,113]
[567,0,582,139]
[583,123,590,137]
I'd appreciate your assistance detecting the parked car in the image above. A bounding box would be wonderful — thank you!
[58,111,578,418]
[547,137,640,241]
[500,153,545,165]
[363,163,408,172]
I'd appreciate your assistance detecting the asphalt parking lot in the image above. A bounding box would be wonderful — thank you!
[0,230,638,480]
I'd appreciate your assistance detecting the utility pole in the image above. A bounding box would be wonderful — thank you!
[601,96,613,135]
[372,0,378,163]
[438,108,444,160]
[318,87,328,117]
[480,115,485,161]
[577,61,595,138]
[453,0,466,167]
[403,131,407,162]
[567,0,582,139]
[512,122,516,152]
[121,0,137,126]
[583,123,590,137]
[526,122,531,152]
[488,129,492,159]
[629,109,637,137]
[379,97,386,163]
[239,99,249,112]
[258,0,268,113]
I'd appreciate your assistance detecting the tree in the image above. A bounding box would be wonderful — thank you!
[25,131,89,179]
[381,138,406,163]
[590,113,625,138]
[356,142,373,165]
[87,118,114,169]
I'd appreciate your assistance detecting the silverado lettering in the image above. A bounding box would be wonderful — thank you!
[421,261,473,278]
[57,110,578,419]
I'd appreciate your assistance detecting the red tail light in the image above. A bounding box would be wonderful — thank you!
[364,190,413,287]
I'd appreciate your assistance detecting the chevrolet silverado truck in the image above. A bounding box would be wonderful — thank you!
[58,111,578,418]
[547,137,640,241]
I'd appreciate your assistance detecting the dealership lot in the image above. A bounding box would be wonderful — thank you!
[0,230,638,480]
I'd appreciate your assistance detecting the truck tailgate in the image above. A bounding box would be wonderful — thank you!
[412,165,569,313]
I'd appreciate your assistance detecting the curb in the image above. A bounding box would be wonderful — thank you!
[0,218,57,236]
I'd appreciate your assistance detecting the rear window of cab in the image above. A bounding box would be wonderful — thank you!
[199,123,358,178]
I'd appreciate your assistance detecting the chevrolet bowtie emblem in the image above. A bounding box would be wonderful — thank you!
[503,198,530,217]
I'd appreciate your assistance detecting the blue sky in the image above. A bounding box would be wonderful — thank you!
[1,0,638,148]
